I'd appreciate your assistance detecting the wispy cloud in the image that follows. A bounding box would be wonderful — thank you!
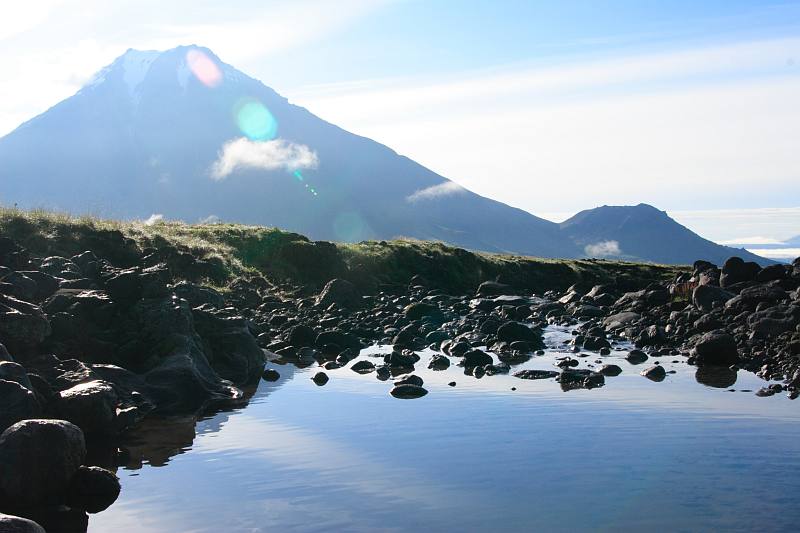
[210,137,318,180]
[406,181,465,202]
[143,213,164,225]
[584,240,621,258]
[293,37,800,218]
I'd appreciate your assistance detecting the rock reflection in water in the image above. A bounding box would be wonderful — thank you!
[695,366,738,389]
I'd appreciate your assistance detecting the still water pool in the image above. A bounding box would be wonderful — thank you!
[90,326,800,532]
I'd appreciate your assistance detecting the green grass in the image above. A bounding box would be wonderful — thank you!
[0,207,686,294]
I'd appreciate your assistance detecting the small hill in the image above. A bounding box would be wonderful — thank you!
[559,203,773,266]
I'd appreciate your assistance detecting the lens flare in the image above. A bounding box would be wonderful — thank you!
[235,98,278,141]
[186,49,222,88]
[333,211,367,241]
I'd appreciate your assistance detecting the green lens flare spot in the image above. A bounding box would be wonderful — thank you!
[235,98,277,140]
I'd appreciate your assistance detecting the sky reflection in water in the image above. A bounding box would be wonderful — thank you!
[90,326,800,532]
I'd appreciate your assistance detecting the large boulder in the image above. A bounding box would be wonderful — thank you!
[496,321,542,345]
[55,380,118,435]
[316,279,361,309]
[691,331,739,366]
[0,294,51,357]
[692,285,734,312]
[476,281,514,296]
[65,466,121,513]
[603,311,641,330]
[0,419,86,507]
[720,257,760,288]
[403,302,443,322]
[192,310,265,384]
[0,514,46,533]
[0,380,40,432]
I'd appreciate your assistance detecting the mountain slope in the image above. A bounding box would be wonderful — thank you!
[560,204,774,266]
[0,45,574,259]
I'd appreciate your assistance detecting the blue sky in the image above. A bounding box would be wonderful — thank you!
[0,0,798,242]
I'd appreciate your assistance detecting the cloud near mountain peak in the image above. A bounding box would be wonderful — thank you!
[211,137,319,180]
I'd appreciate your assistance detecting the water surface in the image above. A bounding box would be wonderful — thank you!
[90,325,800,532]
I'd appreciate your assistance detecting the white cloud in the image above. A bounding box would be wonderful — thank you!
[718,236,786,245]
[210,137,318,180]
[199,215,220,224]
[292,37,800,220]
[406,181,465,202]
[143,213,164,225]
[584,240,621,258]
[746,248,800,260]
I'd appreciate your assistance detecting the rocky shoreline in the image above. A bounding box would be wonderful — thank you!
[1,228,798,531]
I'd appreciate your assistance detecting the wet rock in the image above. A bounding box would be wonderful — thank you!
[54,380,119,436]
[64,465,121,513]
[316,279,361,309]
[312,372,329,385]
[641,365,666,381]
[0,513,46,533]
[598,364,622,377]
[559,369,605,390]
[556,358,579,369]
[0,379,40,432]
[396,374,423,387]
[323,361,341,370]
[390,384,428,399]
[625,349,649,365]
[513,369,559,380]
[691,330,739,366]
[316,330,362,352]
[496,321,542,344]
[350,360,375,374]
[0,419,86,507]
[428,354,451,370]
[461,349,493,368]
[384,350,417,369]
[262,369,280,382]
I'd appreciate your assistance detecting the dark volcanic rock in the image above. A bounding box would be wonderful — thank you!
[513,369,559,380]
[350,360,375,374]
[641,365,666,381]
[496,321,542,345]
[55,380,118,435]
[390,384,428,399]
[0,513,46,533]
[0,419,86,507]
[316,279,361,309]
[65,465,121,513]
[691,330,739,366]
[625,350,649,365]
[0,379,40,432]
[461,349,493,368]
[559,369,605,390]
[428,354,451,370]
[312,371,329,385]
[692,284,734,312]
[403,302,443,321]
[598,364,622,377]
[262,368,280,381]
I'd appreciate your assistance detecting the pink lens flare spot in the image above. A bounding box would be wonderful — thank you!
[186,49,222,88]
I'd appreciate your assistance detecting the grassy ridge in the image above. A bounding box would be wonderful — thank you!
[0,208,685,294]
